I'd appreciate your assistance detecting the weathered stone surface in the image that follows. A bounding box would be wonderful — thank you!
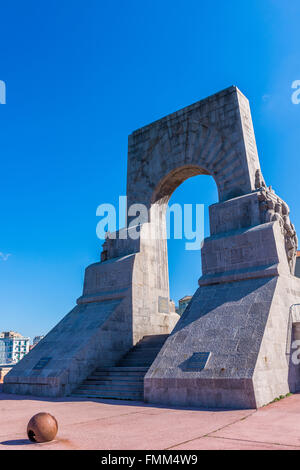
[4,299,127,396]
[4,251,178,397]
[201,221,290,280]
[209,192,261,235]
[127,86,261,209]
[145,275,300,408]
[4,86,299,408]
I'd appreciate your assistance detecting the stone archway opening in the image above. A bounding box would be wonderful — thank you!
[149,167,218,317]
[167,173,218,312]
[151,165,212,206]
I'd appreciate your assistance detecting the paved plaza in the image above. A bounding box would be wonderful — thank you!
[1,386,300,450]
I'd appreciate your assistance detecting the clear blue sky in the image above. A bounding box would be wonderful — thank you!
[0,0,299,341]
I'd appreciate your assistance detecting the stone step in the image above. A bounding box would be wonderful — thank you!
[121,352,159,357]
[130,345,165,352]
[72,334,169,402]
[118,359,157,365]
[95,367,148,373]
[79,383,144,391]
[121,350,161,355]
[141,335,168,341]
[121,350,161,357]
[121,361,154,369]
[91,373,146,379]
[120,356,158,362]
[119,356,158,362]
[87,375,144,382]
[72,390,144,400]
[134,342,167,348]
[118,357,156,362]
[93,369,146,374]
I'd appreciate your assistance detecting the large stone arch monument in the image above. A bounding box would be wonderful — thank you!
[4,86,300,409]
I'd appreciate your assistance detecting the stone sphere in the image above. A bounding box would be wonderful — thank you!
[27,412,58,443]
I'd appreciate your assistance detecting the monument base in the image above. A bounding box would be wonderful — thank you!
[3,253,179,397]
[145,274,300,409]
[3,298,131,397]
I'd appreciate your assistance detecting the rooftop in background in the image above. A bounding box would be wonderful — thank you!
[0,331,23,339]
[33,335,44,344]
[176,295,193,317]
[179,295,192,303]
[0,332,30,365]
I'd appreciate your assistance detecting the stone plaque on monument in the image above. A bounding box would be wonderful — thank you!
[158,296,169,313]
[33,357,52,370]
[185,352,211,371]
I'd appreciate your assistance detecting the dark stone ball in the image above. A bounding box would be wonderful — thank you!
[27,412,58,443]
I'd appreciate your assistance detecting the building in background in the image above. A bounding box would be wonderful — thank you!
[169,300,176,313]
[176,295,193,316]
[0,331,30,364]
[33,335,44,345]
[29,335,44,350]
[0,365,14,383]
[295,251,300,278]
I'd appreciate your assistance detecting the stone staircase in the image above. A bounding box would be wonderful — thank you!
[70,334,168,401]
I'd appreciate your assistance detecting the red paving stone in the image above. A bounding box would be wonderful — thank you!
[0,388,300,450]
